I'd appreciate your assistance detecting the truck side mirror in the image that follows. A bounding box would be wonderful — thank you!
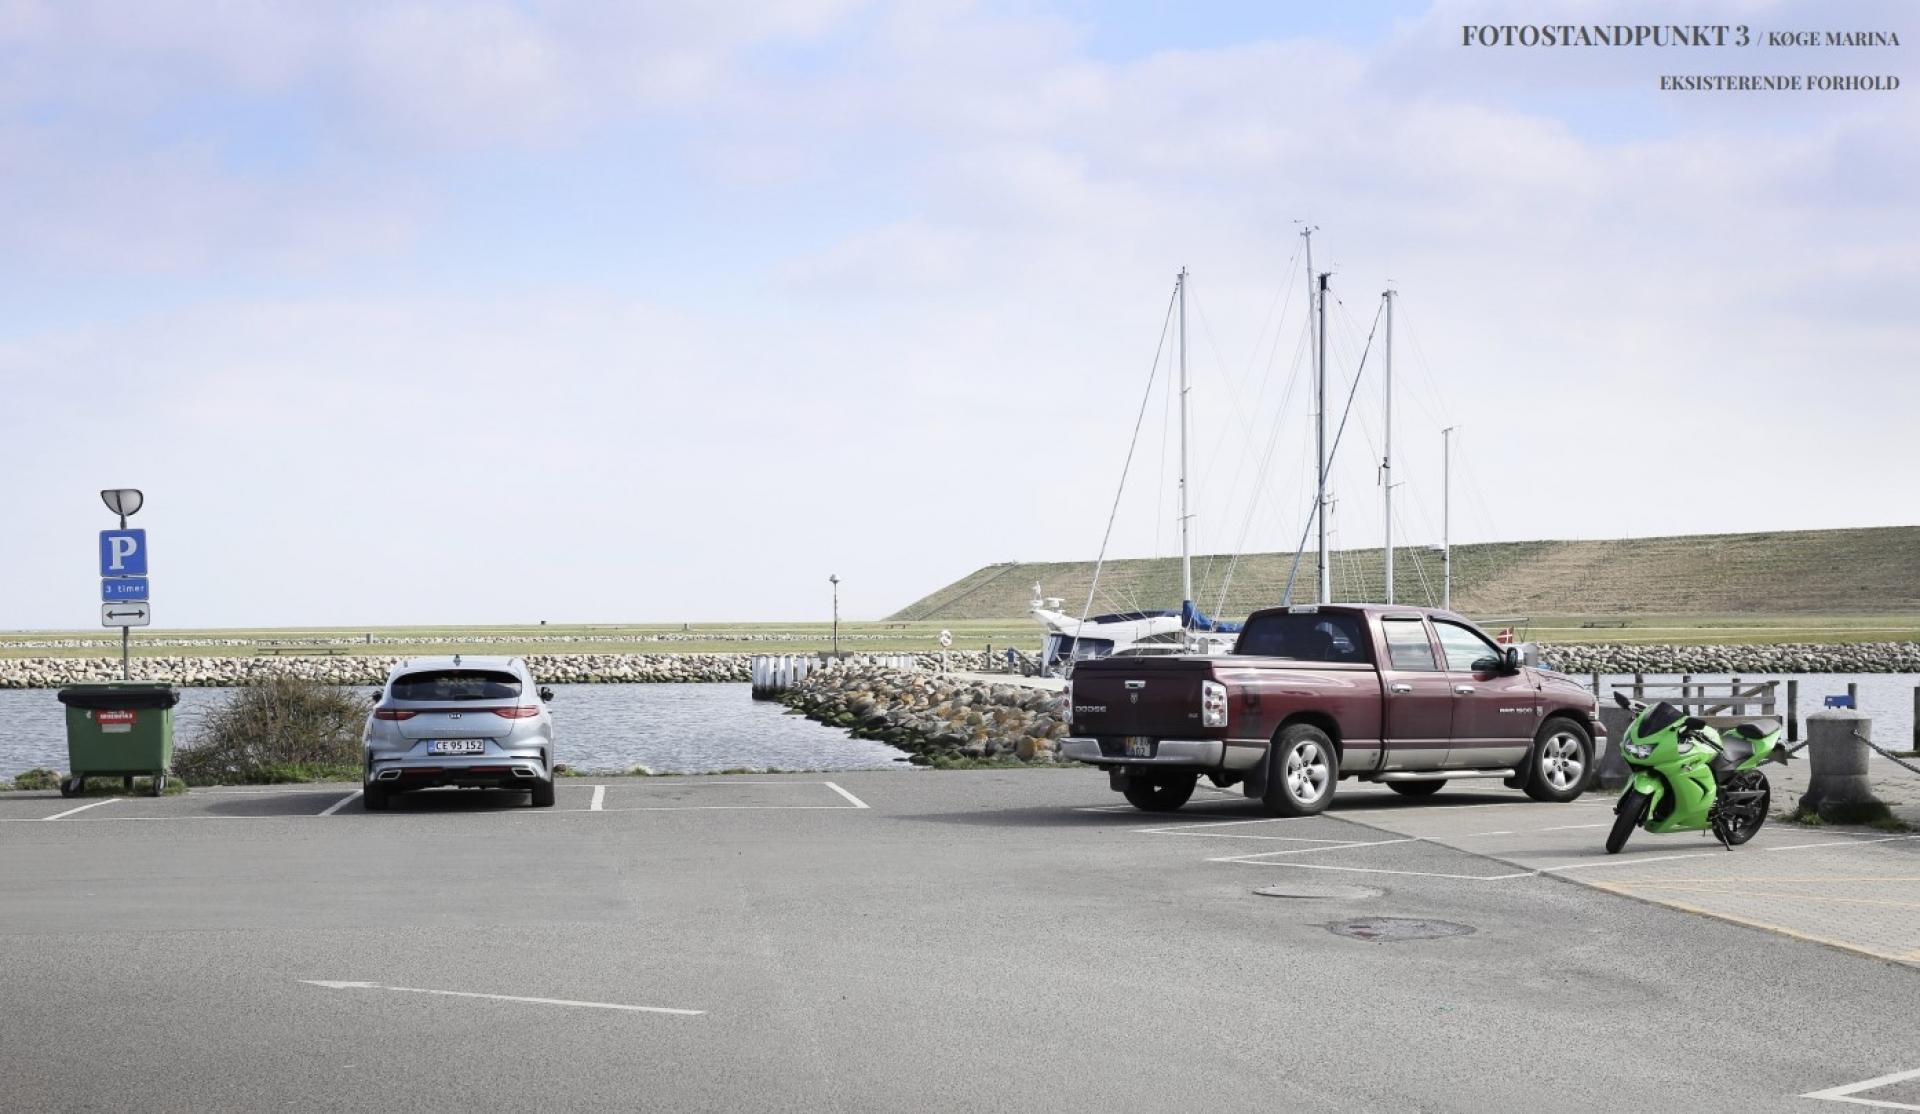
[1502,647,1521,673]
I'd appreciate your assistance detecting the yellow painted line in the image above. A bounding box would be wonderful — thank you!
[1599,876,1920,886]
[1607,884,1920,913]
[1588,883,1920,967]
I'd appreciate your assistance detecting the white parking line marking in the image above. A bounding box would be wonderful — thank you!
[1206,857,1531,881]
[822,782,870,809]
[43,798,119,821]
[1132,828,1365,843]
[301,980,703,1016]
[1536,852,1722,874]
[589,785,607,811]
[318,791,363,816]
[1803,1066,1920,1109]
[1769,834,1920,853]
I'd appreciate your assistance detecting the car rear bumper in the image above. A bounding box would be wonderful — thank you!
[1060,738,1225,768]
[367,756,549,789]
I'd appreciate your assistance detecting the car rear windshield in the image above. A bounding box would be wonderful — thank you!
[1234,612,1371,664]
[389,669,522,702]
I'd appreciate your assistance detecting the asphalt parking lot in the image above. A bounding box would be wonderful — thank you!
[4,770,1919,1113]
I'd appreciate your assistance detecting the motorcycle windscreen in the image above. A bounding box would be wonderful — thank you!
[1633,701,1687,741]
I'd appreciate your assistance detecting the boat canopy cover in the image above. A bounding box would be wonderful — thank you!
[1085,609,1180,624]
[1181,600,1244,634]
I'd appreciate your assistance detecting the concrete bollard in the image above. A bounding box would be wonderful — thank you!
[1596,702,1634,791]
[1797,709,1890,824]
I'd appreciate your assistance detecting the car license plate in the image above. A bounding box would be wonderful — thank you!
[427,740,486,755]
[1124,736,1154,758]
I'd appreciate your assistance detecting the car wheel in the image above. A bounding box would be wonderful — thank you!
[1387,780,1445,798]
[1121,773,1197,812]
[363,784,390,812]
[1261,724,1339,817]
[529,778,556,808]
[1524,718,1592,803]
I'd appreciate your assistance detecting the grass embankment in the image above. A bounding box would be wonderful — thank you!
[890,526,1920,636]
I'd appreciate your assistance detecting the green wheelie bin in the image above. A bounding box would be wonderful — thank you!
[55,683,181,797]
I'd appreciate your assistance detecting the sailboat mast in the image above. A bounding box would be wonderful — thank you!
[1382,288,1394,604]
[1442,425,1455,610]
[1177,267,1192,609]
[1316,271,1330,605]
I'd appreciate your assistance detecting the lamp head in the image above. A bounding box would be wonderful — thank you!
[100,489,143,517]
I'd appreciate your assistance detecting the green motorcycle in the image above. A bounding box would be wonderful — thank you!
[1607,691,1788,854]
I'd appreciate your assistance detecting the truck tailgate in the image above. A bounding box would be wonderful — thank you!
[1070,658,1217,738]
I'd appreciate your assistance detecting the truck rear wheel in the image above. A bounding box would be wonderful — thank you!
[1122,773,1197,813]
[1262,725,1338,817]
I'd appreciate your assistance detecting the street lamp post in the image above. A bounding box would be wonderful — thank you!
[828,575,840,658]
[100,488,144,681]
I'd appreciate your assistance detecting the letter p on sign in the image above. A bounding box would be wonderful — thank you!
[99,529,148,577]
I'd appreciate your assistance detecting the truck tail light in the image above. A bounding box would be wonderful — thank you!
[1062,682,1073,727]
[1201,680,1228,727]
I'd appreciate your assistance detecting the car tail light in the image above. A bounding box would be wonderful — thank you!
[491,705,541,719]
[1200,681,1228,727]
[372,708,416,721]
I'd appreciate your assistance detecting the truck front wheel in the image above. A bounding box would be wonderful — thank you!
[1523,717,1592,803]
[1262,725,1339,817]
[1121,772,1197,813]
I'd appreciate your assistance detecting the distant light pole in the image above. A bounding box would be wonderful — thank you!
[100,488,143,680]
[828,574,840,658]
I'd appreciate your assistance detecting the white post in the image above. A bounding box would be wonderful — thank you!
[1316,271,1330,605]
[1177,267,1192,608]
[1382,288,1394,604]
[1442,425,1454,611]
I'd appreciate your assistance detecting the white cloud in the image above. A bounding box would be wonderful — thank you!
[1,0,1914,625]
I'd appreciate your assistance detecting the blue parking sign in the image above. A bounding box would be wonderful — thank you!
[102,578,149,602]
[99,529,148,577]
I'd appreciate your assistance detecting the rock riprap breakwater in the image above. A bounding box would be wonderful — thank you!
[780,666,1068,764]
[0,651,1004,690]
[1540,642,1920,675]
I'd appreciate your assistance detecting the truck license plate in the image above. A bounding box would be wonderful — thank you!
[1124,737,1154,758]
[428,740,486,755]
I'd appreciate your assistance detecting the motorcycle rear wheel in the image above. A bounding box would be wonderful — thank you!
[1714,771,1770,847]
[1606,790,1648,855]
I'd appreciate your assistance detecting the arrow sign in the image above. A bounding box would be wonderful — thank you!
[101,602,151,628]
[102,578,149,602]
[298,979,703,1016]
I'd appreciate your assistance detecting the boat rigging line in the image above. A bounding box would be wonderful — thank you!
[1071,281,1180,657]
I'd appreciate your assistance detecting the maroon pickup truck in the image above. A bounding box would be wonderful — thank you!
[1060,604,1605,815]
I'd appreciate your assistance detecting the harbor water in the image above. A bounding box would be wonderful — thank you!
[0,683,913,781]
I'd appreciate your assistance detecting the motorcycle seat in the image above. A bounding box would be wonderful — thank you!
[1711,734,1754,772]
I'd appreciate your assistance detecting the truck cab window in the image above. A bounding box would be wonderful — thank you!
[1434,620,1503,673]
[1381,617,1439,671]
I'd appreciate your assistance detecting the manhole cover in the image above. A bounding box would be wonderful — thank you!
[1254,884,1385,901]
[1327,917,1475,942]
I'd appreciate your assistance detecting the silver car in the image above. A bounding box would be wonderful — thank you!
[363,655,556,811]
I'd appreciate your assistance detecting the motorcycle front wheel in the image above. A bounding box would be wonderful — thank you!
[1606,790,1649,854]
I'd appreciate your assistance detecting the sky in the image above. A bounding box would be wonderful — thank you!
[1,0,1913,628]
